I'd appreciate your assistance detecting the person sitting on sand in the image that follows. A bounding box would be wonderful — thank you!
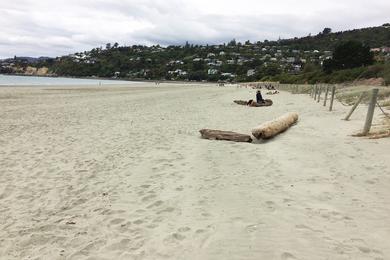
[256,90,264,103]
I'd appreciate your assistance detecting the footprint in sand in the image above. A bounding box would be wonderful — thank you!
[178,227,191,232]
[165,232,186,243]
[142,194,157,202]
[157,207,175,214]
[265,201,276,211]
[281,252,297,260]
[147,200,163,209]
[110,218,125,225]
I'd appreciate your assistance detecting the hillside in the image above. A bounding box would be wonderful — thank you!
[277,25,390,50]
[1,24,390,84]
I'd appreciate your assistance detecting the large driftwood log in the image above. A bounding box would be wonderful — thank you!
[234,99,273,107]
[199,129,252,143]
[252,112,298,139]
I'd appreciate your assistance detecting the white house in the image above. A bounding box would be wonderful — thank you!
[247,69,256,77]
[286,57,295,63]
[221,73,235,78]
[208,69,219,75]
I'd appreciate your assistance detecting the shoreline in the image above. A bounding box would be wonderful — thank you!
[0,73,222,85]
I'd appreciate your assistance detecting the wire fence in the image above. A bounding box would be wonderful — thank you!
[279,84,389,137]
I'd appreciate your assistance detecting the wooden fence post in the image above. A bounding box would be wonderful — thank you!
[362,88,379,135]
[317,86,322,103]
[323,86,329,106]
[344,92,365,120]
[314,85,318,100]
[329,85,336,111]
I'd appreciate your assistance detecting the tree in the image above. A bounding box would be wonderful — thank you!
[323,41,374,73]
[322,28,332,35]
[228,39,236,46]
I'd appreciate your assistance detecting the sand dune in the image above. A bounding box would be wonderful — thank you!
[0,83,389,260]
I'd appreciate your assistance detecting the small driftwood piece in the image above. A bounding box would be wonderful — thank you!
[369,131,390,139]
[199,129,252,143]
[252,112,299,139]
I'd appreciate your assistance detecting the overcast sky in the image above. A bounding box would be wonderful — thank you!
[0,0,389,58]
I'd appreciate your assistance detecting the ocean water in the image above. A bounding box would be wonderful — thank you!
[0,74,142,86]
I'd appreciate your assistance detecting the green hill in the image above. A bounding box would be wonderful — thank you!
[2,24,390,84]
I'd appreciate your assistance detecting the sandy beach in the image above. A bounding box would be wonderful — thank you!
[0,83,389,260]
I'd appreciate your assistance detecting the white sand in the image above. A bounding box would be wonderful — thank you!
[0,83,389,260]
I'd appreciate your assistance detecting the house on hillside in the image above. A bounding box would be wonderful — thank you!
[247,69,256,77]
[221,72,235,78]
[286,57,295,63]
[293,64,302,72]
[381,47,390,53]
[208,69,218,75]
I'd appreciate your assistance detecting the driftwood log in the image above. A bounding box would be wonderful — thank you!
[252,112,298,139]
[199,129,252,143]
[234,99,273,107]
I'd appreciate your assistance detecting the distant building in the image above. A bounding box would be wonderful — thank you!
[247,69,256,76]
[286,57,295,63]
[293,64,302,72]
[382,47,390,53]
[221,72,235,78]
[208,69,219,75]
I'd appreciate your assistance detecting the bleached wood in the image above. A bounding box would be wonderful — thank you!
[252,112,298,139]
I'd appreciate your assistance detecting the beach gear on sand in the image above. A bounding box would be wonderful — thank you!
[252,112,298,139]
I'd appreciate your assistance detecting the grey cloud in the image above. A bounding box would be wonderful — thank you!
[0,0,389,58]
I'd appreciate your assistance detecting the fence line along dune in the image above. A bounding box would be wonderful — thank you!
[252,112,299,139]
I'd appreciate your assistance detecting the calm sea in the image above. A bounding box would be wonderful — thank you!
[0,74,142,86]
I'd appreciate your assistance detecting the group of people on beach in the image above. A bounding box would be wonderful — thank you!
[264,84,276,90]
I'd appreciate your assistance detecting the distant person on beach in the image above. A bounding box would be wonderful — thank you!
[256,90,264,103]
